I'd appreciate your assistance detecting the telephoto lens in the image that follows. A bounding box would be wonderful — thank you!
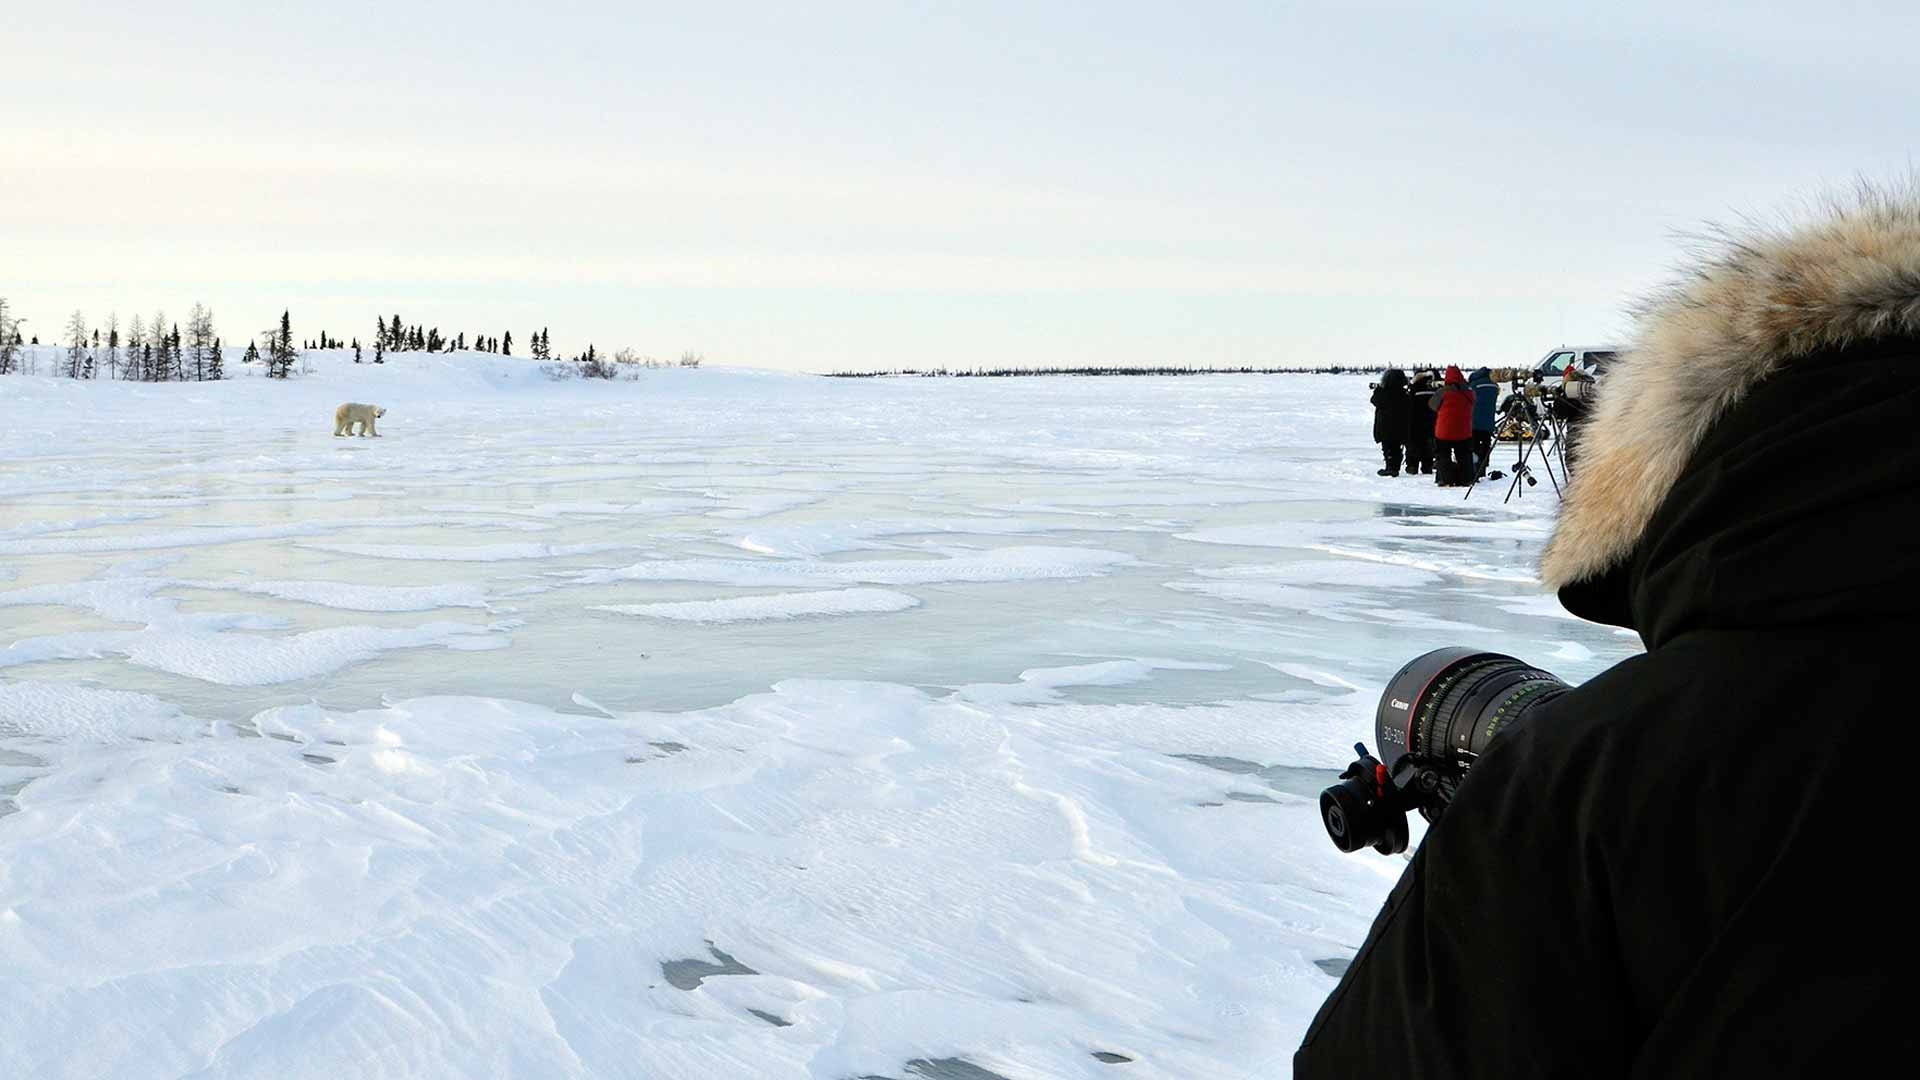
[1320,648,1569,854]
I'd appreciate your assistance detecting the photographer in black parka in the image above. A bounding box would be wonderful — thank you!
[1371,368,1411,476]
[1296,186,1920,1076]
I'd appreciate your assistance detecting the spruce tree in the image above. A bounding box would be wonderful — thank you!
[269,310,295,378]
[208,337,223,380]
[188,304,215,381]
[501,330,512,356]
[102,314,119,380]
[147,310,168,380]
[65,310,88,378]
[243,339,260,366]
[390,313,403,350]
[354,338,362,363]
[125,316,145,380]
[0,297,16,376]
[374,335,385,364]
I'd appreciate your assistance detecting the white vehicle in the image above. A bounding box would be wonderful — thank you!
[1532,345,1621,381]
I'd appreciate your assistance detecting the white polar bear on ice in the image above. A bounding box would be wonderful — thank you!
[333,402,386,437]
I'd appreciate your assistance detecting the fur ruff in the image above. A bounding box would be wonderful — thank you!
[1540,183,1920,588]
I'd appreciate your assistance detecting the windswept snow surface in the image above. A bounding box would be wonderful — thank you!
[0,349,1638,1078]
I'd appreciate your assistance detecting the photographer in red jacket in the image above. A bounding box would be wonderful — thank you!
[1430,365,1476,486]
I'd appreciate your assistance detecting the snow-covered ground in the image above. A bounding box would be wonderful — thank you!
[0,349,1637,1079]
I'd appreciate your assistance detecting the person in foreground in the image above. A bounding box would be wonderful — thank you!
[1295,184,1920,1077]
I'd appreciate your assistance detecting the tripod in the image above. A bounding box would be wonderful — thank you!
[1466,397,1562,503]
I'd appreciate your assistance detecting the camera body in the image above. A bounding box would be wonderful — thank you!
[1321,648,1567,855]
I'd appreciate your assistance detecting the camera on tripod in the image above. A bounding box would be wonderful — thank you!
[1319,648,1568,855]
[1473,383,1568,500]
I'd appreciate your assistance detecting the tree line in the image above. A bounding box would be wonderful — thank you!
[369,314,539,359]
[0,297,665,381]
[0,298,235,381]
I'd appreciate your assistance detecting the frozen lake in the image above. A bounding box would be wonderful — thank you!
[1,357,1637,1078]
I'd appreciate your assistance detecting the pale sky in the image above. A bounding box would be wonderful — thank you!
[4,1,1915,372]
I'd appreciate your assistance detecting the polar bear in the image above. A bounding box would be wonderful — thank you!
[333,402,386,437]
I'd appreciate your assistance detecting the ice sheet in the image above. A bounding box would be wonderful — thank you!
[584,546,1136,588]
[592,588,920,623]
[302,541,644,561]
[0,352,1639,1077]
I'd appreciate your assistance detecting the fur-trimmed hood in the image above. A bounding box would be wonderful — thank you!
[1540,185,1920,589]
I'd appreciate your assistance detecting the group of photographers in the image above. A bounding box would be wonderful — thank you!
[1369,364,1502,486]
[1372,362,1595,486]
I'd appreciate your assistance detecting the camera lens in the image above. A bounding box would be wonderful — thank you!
[1372,648,1567,813]
[1319,649,1567,856]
